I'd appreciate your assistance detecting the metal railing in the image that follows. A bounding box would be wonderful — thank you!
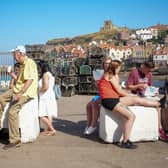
[0,52,14,88]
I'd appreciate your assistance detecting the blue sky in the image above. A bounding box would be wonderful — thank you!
[0,0,168,51]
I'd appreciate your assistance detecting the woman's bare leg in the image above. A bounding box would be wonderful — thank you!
[40,116,56,134]
[86,101,93,127]
[91,98,101,127]
[120,96,161,129]
[48,116,56,132]
[120,96,160,107]
[156,107,161,129]
[113,103,136,142]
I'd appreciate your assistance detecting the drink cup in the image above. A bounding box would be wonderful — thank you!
[7,66,12,73]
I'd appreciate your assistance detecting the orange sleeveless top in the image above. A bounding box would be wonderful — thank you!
[99,77,120,99]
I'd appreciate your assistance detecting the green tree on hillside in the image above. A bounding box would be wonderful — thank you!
[151,29,168,44]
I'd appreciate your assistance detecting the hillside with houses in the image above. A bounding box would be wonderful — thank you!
[26,20,168,72]
[1,20,168,95]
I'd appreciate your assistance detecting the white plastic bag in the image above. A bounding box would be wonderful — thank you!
[144,86,159,97]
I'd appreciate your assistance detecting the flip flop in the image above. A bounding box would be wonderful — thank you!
[40,131,50,135]
[47,130,56,136]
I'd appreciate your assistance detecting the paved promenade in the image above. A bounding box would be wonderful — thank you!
[0,95,168,168]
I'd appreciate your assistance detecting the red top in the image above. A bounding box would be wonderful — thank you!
[99,77,120,99]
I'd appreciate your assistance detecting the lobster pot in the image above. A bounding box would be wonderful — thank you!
[78,76,92,83]
[55,77,62,85]
[88,57,104,70]
[61,76,78,97]
[61,85,76,97]
[78,75,98,94]
[79,65,92,75]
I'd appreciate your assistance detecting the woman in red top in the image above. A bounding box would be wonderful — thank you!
[99,60,166,149]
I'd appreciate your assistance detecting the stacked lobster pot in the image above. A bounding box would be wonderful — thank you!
[59,58,78,97]
[78,65,96,94]
[88,55,104,70]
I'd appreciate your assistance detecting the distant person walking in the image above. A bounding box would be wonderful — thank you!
[38,61,57,136]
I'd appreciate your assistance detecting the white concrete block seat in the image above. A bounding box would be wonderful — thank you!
[99,106,159,143]
[1,97,40,143]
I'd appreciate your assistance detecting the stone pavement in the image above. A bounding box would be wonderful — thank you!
[0,95,168,168]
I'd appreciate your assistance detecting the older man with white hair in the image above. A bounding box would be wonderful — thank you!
[0,45,38,149]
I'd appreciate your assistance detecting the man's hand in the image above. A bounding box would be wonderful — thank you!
[12,93,23,102]
[138,83,148,90]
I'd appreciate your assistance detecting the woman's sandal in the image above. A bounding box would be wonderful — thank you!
[47,130,56,136]
[40,130,50,136]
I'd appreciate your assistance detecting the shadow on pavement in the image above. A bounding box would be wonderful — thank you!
[52,118,106,144]
[0,129,9,144]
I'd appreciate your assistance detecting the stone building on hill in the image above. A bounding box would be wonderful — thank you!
[100,20,119,32]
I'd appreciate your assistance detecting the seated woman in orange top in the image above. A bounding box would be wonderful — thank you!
[98,60,166,149]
